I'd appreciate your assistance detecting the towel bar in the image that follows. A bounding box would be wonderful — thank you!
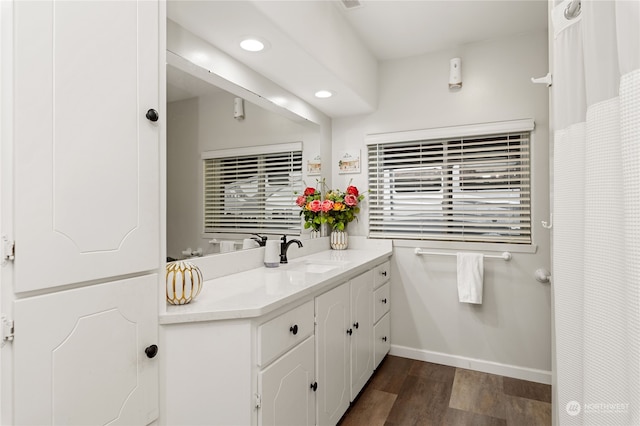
[413,248,512,261]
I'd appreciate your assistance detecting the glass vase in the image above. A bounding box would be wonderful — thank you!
[330,230,348,250]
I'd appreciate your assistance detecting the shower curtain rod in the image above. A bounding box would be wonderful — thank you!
[564,0,581,20]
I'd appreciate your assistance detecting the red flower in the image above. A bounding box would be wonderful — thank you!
[304,187,316,196]
[295,195,307,207]
[346,185,359,197]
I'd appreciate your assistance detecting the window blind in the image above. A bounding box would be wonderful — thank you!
[204,149,302,234]
[368,131,531,244]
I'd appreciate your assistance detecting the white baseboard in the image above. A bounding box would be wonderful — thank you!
[389,344,552,385]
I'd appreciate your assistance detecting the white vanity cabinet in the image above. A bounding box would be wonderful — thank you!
[160,252,392,426]
[373,261,391,368]
[161,300,317,426]
[315,270,373,426]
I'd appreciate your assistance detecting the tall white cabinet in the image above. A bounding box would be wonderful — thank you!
[12,0,160,292]
[2,1,163,424]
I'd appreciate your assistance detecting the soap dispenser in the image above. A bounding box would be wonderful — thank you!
[264,240,280,268]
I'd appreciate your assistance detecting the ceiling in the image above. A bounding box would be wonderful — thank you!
[336,0,548,60]
[167,0,548,118]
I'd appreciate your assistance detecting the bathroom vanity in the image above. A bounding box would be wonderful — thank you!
[160,240,392,426]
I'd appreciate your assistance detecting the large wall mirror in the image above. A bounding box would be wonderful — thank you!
[166,50,323,261]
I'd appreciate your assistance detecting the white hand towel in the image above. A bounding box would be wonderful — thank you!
[457,253,484,304]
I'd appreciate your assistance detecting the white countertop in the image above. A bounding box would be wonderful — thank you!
[160,245,392,324]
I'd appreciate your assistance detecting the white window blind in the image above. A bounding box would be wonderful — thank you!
[367,126,532,244]
[203,146,302,234]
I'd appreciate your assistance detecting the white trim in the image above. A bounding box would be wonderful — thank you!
[389,344,552,385]
[201,141,302,160]
[365,119,535,145]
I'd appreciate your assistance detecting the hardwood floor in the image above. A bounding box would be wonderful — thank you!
[338,355,551,426]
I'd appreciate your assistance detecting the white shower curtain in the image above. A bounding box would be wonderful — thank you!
[553,0,640,425]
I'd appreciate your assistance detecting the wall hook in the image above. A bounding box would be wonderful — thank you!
[531,72,552,87]
[542,214,553,229]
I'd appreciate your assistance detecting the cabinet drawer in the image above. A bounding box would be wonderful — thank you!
[373,282,390,323]
[373,261,390,289]
[374,312,390,369]
[258,300,314,367]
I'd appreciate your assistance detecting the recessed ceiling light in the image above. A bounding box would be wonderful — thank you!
[240,38,266,52]
[315,90,333,99]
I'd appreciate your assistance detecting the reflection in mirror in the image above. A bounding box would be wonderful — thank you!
[166,63,322,261]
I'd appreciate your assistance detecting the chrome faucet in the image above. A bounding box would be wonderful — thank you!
[280,235,303,264]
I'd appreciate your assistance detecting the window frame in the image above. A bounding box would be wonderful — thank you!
[366,120,535,246]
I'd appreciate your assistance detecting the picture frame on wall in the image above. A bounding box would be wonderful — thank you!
[338,150,360,174]
[307,153,322,176]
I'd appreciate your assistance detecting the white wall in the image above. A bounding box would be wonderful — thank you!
[167,91,322,260]
[332,30,552,382]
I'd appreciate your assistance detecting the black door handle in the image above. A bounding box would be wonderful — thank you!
[145,344,158,358]
[382,336,387,342]
[290,324,298,335]
[346,328,353,336]
[146,108,159,122]
[310,382,318,391]
[353,322,359,329]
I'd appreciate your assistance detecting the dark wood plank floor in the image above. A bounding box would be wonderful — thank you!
[338,355,551,426]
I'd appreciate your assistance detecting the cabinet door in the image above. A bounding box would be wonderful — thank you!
[258,336,316,426]
[13,275,159,425]
[315,282,350,426]
[350,271,373,400]
[374,312,391,369]
[13,0,160,292]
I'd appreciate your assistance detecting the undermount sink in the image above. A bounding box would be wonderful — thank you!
[285,259,349,274]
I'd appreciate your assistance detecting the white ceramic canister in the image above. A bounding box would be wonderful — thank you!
[264,240,280,267]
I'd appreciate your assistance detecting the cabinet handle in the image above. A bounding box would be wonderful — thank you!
[144,344,158,359]
[381,298,387,304]
[353,322,359,329]
[381,271,387,277]
[346,328,353,336]
[289,324,298,335]
[382,336,387,342]
[310,382,318,392]
[145,108,159,122]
